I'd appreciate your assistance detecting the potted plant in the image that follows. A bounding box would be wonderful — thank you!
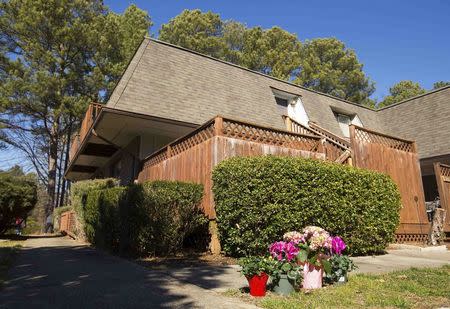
[269,241,303,295]
[325,236,356,284]
[238,256,275,296]
[284,227,332,290]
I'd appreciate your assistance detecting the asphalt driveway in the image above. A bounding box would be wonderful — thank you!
[0,236,255,309]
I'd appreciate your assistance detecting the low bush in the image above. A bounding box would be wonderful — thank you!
[0,172,37,234]
[84,187,126,252]
[70,178,119,238]
[128,181,207,256]
[79,180,207,256]
[212,156,401,256]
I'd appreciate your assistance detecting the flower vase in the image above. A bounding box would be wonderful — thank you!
[246,273,269,297]
[272,274,295,295]
[302,262,323,289]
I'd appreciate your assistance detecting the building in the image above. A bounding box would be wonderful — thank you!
[65,37,450,244]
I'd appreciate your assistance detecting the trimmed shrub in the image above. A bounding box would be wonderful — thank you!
[128,181,207,256]
[70,178,119,238]
[84,187,126,252]
[79,180,207,256]
[212,156,401,256]
[0,172,37,234]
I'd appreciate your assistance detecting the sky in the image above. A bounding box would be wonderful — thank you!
[1,0,449,171]
[106,0,450,101]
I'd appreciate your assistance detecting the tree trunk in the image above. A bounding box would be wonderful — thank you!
[59,121,72,208]
[55,140,65,208]
[47,121,59,217]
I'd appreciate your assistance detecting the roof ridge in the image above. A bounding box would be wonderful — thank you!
[145,36,377,111]
[377,85,450,111]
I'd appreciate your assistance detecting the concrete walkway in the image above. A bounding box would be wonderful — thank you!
[0,236,256,309]
[353,247,450,274]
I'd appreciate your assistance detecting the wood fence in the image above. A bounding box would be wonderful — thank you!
[434,162,450,232]
[138,116,325,219]
[69,103,102,162]
[349,125,429,242]
[59,210,76,238]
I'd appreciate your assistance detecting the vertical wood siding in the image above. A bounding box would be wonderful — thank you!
[434,163,450,232]
[350,125,429,239]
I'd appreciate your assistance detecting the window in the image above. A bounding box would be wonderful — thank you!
[336,114,351,137]
[272,89,310,126]
[275,97,289,107]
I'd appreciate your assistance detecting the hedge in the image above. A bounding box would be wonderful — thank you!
[212,156,401,256]
[128,181,208,256]
[0,172,37,234]
[70,178,119,238]
[84,187,126,252]
[80,180,207,256]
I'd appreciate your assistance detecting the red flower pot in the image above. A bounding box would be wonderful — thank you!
[246,273,269,297]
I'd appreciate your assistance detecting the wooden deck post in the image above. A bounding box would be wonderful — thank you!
[348,125,357,166]
[214,116,223,136]
[285,116,292,131]
[411,141,418,153]
[434,162,446,210]
[167,145,172,158]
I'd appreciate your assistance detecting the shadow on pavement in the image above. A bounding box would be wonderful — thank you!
[138,257,245,291]
[0,241,215,308]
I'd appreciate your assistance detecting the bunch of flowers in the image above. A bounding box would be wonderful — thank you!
[331,236,346,255]
[325,237,357,283]
[268,241,303,286]
[302,226,332,252]
[283,231,304,244]
[269,241,299,262]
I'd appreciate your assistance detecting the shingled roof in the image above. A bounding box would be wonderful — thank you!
[106,38,381,135]
[379,86,450,158]
[106,37,449,159]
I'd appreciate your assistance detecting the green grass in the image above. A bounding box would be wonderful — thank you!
[0,239,23,286]
[226,266,450,309]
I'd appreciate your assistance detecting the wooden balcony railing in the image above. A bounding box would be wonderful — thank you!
[283,116,352,163]
[143,116,323,168]
[69,103,103,163]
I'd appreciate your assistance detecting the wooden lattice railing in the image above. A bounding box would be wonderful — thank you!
[283,116,351,163]
[143,116,323,168]
[438,163,450,178]
[69,103,103,162]
[350,125,416,153]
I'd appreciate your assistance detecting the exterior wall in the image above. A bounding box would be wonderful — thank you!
[139,134,173,160]
[95,137,140,185]
[138,135,325,219]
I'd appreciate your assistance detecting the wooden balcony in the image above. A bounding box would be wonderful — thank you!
[69,103,103,163]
